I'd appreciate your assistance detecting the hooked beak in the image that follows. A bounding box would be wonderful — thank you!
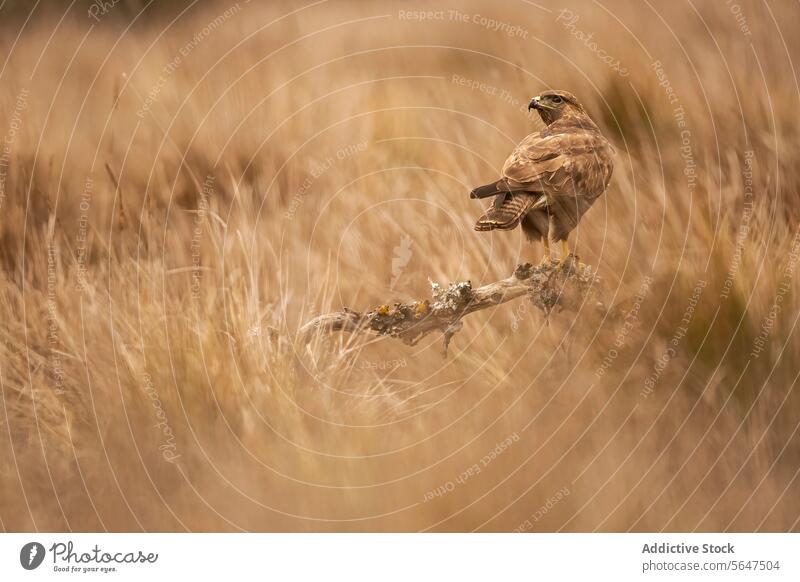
[528,96,540,111]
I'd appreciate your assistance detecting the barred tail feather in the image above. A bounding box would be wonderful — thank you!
[473,192,542,231]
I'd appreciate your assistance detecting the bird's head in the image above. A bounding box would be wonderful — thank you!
[528,90,583,125]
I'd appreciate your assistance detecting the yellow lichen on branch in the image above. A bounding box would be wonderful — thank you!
[299,257,602,356]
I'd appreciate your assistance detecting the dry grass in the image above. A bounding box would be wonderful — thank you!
[0,0,799,531]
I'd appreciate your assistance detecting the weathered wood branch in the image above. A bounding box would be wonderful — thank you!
[299,256,601,355]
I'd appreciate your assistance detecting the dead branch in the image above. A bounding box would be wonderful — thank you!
[299,256,603,356]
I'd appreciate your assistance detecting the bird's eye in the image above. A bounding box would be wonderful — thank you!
[552,95,564,104]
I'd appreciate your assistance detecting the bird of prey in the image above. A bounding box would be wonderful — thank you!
[470,90,614,264]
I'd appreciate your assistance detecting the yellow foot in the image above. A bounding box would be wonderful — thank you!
[558,240,571,265]
[539,238,552,266]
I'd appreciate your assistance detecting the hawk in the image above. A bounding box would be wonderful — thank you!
[470,90,614,263]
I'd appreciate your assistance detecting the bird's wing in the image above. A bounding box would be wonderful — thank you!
[474,192,546,231]
[501,133,569,190]
[501,130,612,196]
[470,178,529,199]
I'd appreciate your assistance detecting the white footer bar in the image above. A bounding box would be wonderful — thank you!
[1,533,797,581]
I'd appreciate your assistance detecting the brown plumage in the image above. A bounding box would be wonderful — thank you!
[471,90,614,262]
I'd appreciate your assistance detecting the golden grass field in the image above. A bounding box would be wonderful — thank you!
[1,0,799,531]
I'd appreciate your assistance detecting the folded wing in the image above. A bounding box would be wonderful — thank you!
[502,129,614,229]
